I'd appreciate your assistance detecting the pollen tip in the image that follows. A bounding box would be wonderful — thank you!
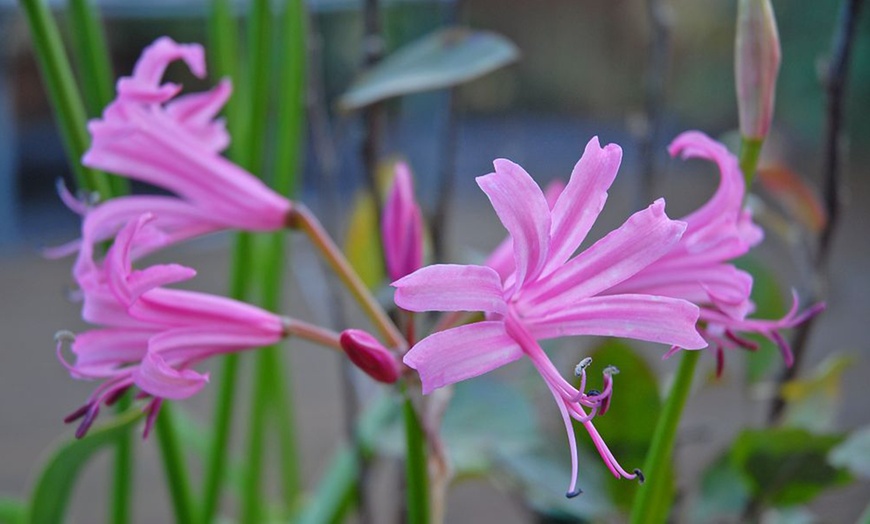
[54,329,76,343]
[574,357,593,376]
[566,488,583,498]
[604,365,620,375]
[634,468,645,484]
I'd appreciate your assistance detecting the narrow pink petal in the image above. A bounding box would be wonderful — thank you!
[528,294,707,349]
[382,162,423,281]
[546,137,622,273]
[165,79,232,152]
[402,321,522,394]
[124,264,197,305]
[477,159,551,287]
[136,288,284,332]
[393,264,506,315]
[68,328,153,376]
[117,37,206,102]
[669,131,745,233]
[526,199,685,309]
[134,351,209,400]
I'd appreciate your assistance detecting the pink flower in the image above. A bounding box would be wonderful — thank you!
[611,131,823,368]
[382,162,424,281]
[59,215,286,438]
[55,37,293,276]
[393,137,706,495]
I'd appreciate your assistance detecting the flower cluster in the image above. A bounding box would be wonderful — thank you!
[391,133,820,495]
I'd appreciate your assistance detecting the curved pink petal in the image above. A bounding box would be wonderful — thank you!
[525,199,685,310]
[528,294,706,349]
[132,288,285,332]
[477,159,551,287]
[393,264,506,315]
[117,37,206,103]
[134,351,209,400]
[403,321,523,394]
[165,79,232,153]
[546,137,622,273]
[68,328,154,377]
[669,131,745,233]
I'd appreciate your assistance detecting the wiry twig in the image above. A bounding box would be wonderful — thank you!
[767,0,865,424]
[430,0,465,262]
[636,0,671,207]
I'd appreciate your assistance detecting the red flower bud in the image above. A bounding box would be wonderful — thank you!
[339,329,401,384]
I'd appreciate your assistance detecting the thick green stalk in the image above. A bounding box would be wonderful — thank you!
[19,0,112,196]
[738,137,764,188]
[629,350,700,524]
[155,404,196,524]
[236,0,271,174]
[403,391,429,524]
[110,393,133,524]
[199,3,249,520]
[66,0,129,197]
[240,350,271,524]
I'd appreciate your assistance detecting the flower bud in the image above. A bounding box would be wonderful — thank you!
[735,0,781,140]
[339,329,401,383]
[382,162,423,282]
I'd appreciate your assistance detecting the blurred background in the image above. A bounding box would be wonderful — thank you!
[1,0,869,521]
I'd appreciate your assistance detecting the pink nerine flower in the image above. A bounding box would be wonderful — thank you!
[382,162,424,281]
[393,137,707,495]
[611,131,823,368]
[56,37,293,277]
[59,215,286,438]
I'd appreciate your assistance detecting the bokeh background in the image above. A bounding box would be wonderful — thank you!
[1,0,869,521]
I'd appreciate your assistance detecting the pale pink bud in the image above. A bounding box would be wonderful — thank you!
[735,0,781,140]
[382,162,423,281]
[339,329,401,384]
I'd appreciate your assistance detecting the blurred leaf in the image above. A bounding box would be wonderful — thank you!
[690,453,751,523]
[0,497,26,524]
[828,424,870,479]
[583,339,668,510]
[441,377,540,476]
[730,428,851,507]
[758,165,827,234]
[28,408,143,524]
[734,257,788,383]
[338,27,519,111]
[497,445,613,522]
[344,191,385,290]
[781,355,852,433]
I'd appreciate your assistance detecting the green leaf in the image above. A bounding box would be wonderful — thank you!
[828,424,870,479]
[690,453,751,522]
[730,428,851,507]
[781,355,853,433]
[27,408,143,524]
[583,339,667,510]
[440,378,540,476]
[497,445,613,522]
[734,256,788,383]
[0,497,26,524]
[338,27,519,111]
[344,192,385,290]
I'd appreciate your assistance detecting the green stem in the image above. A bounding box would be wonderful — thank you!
[264,346,301,512]
[66,0,130,198]
[236,0,271,174]
[290,205,405,349]
[240,349,271,524]
[18,0,112,197]
[402,389,429,524]
[110,393,133,524]
[155,404,196,524]
[629,350,700,524]
[738,136,764,188]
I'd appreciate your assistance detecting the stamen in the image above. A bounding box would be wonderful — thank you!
[725,330,759,351]
[715,346,725,378]
[142,398,163,439]
[574,357,593,376]
[586,389,601,397]
[55,330,78,372]
[104,386,132,407]
[63,403,91,424]
[75,404,100,439]
[634,468,645,484]
[603,365,620,376]
[566,488,583,498]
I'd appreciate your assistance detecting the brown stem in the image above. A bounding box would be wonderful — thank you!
[767,0,864,424]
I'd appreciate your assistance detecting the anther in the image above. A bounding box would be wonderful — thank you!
[54,330,76,343]
[586,389,601,397]
[634,469,645,484]
[63,404,90,424]
[565,487,583,498]
[574,357,593,376]
[603,365,620,375]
